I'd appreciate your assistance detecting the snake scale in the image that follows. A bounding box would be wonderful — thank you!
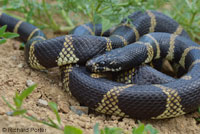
[0,10,200,119]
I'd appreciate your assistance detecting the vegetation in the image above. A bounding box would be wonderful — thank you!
[2,85,159,134]
[195,107,200,123]
[0,0,199,41]
[1,0,200,133]
[0,25,19,44]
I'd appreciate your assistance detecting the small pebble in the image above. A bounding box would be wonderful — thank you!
[11,56,17,60]
[26,80,35,87]
[6,111,14,116]
[37,99,48,107]
[17,63,24,68]
[70,106,88,116]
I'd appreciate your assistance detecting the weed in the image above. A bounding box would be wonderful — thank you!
[1,0,199,133]
[0,0,199,41]
[195,107,200,124]
[0,25,19,44]
[2,85,159,134]
[132,123,158,134]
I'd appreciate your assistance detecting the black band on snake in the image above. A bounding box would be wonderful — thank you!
[0,10,199,119]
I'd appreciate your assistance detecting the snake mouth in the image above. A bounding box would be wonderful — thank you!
[86,54,122,72]
[86,62,122,72]
[86,60,105,72]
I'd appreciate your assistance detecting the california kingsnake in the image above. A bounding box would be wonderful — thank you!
[0,10,200,119]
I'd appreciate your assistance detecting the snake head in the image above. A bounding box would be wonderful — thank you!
[86,51,123,73]
[86,44,147,73]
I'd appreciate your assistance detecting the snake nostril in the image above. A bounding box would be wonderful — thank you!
[100,61,105,65]
[86,61,90,66]
[86,60,94,68]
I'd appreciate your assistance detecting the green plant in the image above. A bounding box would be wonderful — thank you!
[0,0,73,31]
[0,0,199,41]
[195,107,200,123]
[132,123,158,134]
[1,0,200,41]
[93,122,158,134]
[2,84,83,133]
[2,85,158,134]
[94,123,124,134]
[0,25,19,44]
[164,0,200,41]
[1,0,143,32]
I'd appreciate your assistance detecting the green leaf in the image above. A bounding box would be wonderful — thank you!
[47,117,60,129]
[13,84,36,109]
[41,121,57,128]
[0,25,7,36]
[198,107,200,113]
[100,129,105,134]
[101,18,112,33]
[64,126,83,134]
[196,118,200,122]
[48,102,61,124]
[23,115,37,121]
[2,96,15,111]
[12,109,27,116]
[19,43,25,50]
[2,32,19,39]
[3,0,9,5]
[104,127,123,134]
[93,13,102,24]
[132,123,145,134]
[13,98,22,109]
[0,38,7,44]
[18,84,37,102]
[13,92,22,109]
[144,124,159,134]
[94,123,100,134]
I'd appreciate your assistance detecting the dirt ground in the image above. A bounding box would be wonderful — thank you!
[0,32,200,134]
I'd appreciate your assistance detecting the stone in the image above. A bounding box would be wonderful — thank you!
[70,106,88,116]
[26,80,35,87]
[37,99,48,107]
[17,63,24,68]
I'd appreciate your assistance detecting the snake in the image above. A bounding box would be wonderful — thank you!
[0,10,200,119]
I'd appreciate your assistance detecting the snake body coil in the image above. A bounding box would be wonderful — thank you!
[0,10,199,119]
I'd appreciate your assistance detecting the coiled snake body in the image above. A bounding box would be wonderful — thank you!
[0,10,200,119]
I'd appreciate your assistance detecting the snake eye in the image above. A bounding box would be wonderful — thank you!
[86,53,107,72]
[86,54,122,72]
[99,61,106,65]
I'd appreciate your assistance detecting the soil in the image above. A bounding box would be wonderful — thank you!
[0,32,200,134]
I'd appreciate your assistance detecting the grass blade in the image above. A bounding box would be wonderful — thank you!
[144,124,159,134]
[104,127,123,134]
[132,123,145,134]
[64,126,83,134]
[2,96,15,110]
[94,123,100,134]
[2,32,19,38]
[18,84,37,102]
[47,117,60,129]
[48,102,61,124]
[12,109,27,116]
[0,38,7,44]
[0,25,7,36]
